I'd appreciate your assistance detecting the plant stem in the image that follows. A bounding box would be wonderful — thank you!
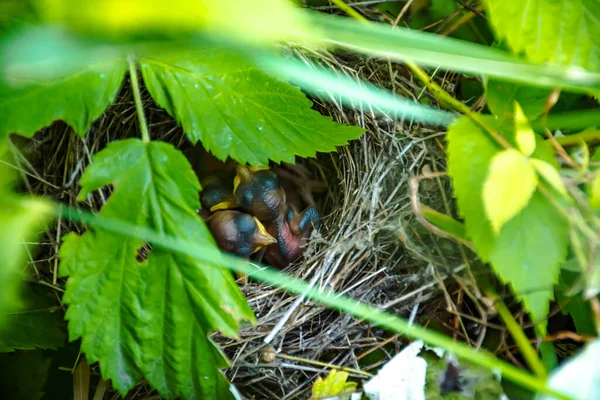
[532,109,600,134]
[439,3,485,37]
[127,55,150,143]
[554,129,600,148]
[330,0,512,150]
[329,0,366,21]
[277,354,373,377]
[59,205,573,400]
[487,289,547,379]
[406,60,511,149]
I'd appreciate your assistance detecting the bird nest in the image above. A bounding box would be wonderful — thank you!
[15,48,470,399]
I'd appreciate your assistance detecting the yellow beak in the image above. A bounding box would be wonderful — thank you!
[233,164,269,194]
[209,200,237,212]
[252,216,277,253]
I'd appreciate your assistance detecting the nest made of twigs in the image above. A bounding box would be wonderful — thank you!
[14,47,473,400]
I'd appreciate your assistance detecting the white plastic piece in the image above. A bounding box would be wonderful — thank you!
[536,339,600,400]
[363,340,427,400]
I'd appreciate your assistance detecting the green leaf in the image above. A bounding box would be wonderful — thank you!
[0,197,53,314]
[0,350,52,400]
[530,159,568,197]
[539,342,557,372]
[484,0,600,71]
[447,117,507,258]
[536,339,600,400]
[486,79,551,121]
[448,116,569,331]
[590,173,600,210]
[0,145,54,316]
[311,369,357,399]
[557,269,596,336]
[489,192,568,330]
[421,206,468,241]
[37,0,306,44]
[0,286,65,352]
[59,139,254,399]
[139,47,365,166]
[590,146,600,209]
[430,0,459,16]
[0,58,125,138]
[482,149,538,234]
[514,102,537,156]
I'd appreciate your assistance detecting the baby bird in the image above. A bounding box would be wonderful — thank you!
[233,164,286,221]
[200,175,237,212]
[264,205,320,269]
[207,210,277,258]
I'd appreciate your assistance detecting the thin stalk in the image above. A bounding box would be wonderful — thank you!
[277,354,373,377]
[58,205,572,400]
[330,0,512,149]
[554,129,600,148]
[405,61,511,149]
[532,109,600,134]
[127,55,150,143]
[488,289,547,379]
[439,4,485,37]
[329,0,366,21]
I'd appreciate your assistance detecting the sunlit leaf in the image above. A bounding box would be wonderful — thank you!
[59,139,254,399]
[0,145,54,319]
[486,79,551,121]
[448,117,568,332]
[489,192,568,331]
[447,117,500,258]
[0,197,53,314]
[0,57,125,138]
[514,102,536,156]
[139,47,364,165]
[36,0,308,44]
[483,149,538,234]
[590,173,600,210]
[485,0,600,71]
[536,339,600,400]
[311,369,357,399]
[530,159,568,197]
[590,147,600,209]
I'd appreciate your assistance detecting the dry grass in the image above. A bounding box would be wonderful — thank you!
[9,47,482,400]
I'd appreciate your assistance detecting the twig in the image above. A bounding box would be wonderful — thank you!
[409,172,474,248]
[277,353,372,377]
[440,3,485,36]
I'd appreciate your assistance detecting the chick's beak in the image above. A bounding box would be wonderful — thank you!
[233,164,270,194]
[252,216,277,253]
[233,174,241,195]
[209,200,237,212]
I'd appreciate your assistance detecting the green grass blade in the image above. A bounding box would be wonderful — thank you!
[58,205,571,400]
[254,51,456,126]
[301,12,600,92]
[532,110,600,134]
